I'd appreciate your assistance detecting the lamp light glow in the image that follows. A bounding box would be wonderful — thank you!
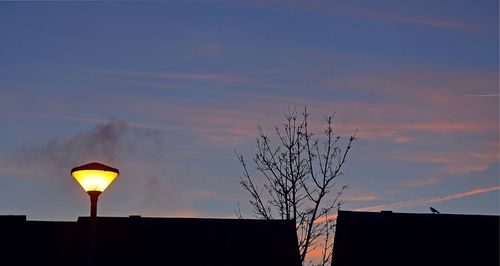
[71,162,119,193]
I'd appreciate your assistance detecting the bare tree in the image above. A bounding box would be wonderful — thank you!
[236,108,355,265]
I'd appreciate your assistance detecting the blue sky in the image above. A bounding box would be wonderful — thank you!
[0,0,498,232]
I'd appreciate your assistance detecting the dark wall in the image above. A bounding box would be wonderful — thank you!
[0,216,85,266]
[0,216,301,266]
[332,211,500,266]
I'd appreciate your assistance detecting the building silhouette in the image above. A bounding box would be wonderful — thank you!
[0,215,301,266]
[332,210,500,266]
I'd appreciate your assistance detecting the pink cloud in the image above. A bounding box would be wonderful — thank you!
[98,70,296,90]
[326,68,498,102]
[183,189,231,202]
[2,82,496,155]
[141,208,237,219]
[283,2,494,34]
[464,94,500,97]
[0,164,49,179]
[342,121,490,140]
[3,67,498,170]
[197,43,223,57]
[355,185,500,212]
[390,147,499,175]
[83,65,499,151]
[405,177,440,187]
[163,209,203,218]
[343,188,381,202]
[251,74,497,140]
[343,194,380,202]
[359,10,491,34]
[137,208,205,218]
[441,164,491,175]
[395,136,415,143]
[106,70,243,83]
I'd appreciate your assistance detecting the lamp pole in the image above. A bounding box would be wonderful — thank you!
[89,207,97,266]
[88,191,101,266]
[71,162,119,266]
[88,191,101,218]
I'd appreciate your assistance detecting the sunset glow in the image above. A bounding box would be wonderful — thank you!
[0,0,497,227]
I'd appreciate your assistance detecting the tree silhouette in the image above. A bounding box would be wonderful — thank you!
[236,108,356,265]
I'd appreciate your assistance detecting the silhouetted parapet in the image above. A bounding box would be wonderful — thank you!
[0,216,28,265]
[332,210,500,266]
[0,215,301,266]
[0,215,26,222]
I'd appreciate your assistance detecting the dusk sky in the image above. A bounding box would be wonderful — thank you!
[0,0,498,227]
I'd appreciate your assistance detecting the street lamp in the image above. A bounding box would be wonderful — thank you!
[71,162,119,218]
[71,162,119,266]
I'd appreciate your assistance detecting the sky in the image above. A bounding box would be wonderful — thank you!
[0,0,498,228]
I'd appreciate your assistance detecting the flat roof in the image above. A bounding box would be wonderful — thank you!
[0,215,301,266]
[332,210,499,266]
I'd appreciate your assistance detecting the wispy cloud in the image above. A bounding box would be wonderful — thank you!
[139,208,205,218]
[343,188,380,202]
[405,177,440,187]
[197,43,223,57]
[98,70,296,90]
[343,194,380,202]
[0,163,48,179]
[357,121,492,136]
[464,94,500,97]
[354,9,492,34]
[355,185,500,212]
[280,2,494,34]
[391,148,499,175]
[111,70,242,83]
[2,78,496,153]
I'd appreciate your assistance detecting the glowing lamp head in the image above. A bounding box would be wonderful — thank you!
[71,162,119,193]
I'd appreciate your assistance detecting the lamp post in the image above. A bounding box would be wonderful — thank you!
[71,162,119,218]
[71,162,119,266]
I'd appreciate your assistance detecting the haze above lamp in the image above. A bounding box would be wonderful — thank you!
[71,162,119,218]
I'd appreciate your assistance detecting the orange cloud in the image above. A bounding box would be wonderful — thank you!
[395,136,415,144]
[314,214,338,224]
[344,194,380,202]
[306,245,328,262]
[343,188,381,202]
[138,208,205,218]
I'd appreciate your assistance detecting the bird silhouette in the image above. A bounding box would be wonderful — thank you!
[430,207,440,214]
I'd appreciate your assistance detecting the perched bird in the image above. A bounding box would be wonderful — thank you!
[430,207,440,214]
